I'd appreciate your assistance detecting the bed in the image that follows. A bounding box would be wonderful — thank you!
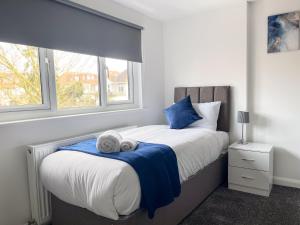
[41,86,230,225]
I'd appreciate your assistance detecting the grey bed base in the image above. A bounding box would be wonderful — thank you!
[52,152,228,225]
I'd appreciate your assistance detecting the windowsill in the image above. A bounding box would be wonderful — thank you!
[0,107,146,127]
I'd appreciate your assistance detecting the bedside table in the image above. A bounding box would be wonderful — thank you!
[228,142,273,197]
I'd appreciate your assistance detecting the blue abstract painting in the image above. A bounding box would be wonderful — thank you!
[268,12,300,53]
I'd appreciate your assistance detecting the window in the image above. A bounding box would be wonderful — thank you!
[53,50,99,109]
[0,41,141,118]
[105,58,130,103]
[0,42,47,110]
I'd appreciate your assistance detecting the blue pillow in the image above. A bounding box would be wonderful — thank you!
[164,96,202,129]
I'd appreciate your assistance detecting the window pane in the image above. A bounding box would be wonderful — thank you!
[106,58,129,102]
[53,50,99,109]
[0,42,42,107]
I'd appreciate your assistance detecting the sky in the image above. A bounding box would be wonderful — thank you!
[54,50,127,74]
[0,41,128,75]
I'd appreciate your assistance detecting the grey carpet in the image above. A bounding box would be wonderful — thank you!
[179,185,300,225]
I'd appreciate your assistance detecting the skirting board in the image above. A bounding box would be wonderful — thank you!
[273,176,300,189]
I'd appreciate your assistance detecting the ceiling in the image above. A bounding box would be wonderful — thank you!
[112,0,243,21]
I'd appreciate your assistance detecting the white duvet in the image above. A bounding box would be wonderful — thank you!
[40,125,229,220]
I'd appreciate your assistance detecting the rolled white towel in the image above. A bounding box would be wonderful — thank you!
[120,138,138,152]
[96,130,122,153]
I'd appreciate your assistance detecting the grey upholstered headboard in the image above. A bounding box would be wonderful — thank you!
[174,86,230,132]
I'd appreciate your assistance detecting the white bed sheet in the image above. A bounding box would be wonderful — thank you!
[40,125,229,220]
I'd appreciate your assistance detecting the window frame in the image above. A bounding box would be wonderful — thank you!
[102,59,134,106]
[0,43,141,119]
[50,49,102,111]
[0,47,50,113]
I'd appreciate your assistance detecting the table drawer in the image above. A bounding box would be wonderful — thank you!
[229,149,270,171]
[228,166,270,190]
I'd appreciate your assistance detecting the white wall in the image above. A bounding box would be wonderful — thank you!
[163,0,300,189]
[163,2,248,140]
[0,1,165,224]
[248,0,300,187]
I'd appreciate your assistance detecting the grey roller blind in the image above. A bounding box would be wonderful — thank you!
[0,0,143,62]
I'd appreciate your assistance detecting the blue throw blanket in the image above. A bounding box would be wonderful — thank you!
[57,139,181,218]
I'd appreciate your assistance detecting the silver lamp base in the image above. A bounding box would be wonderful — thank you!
[239,123,248,145]
[238,139,248,145]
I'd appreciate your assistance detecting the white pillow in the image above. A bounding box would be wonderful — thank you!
[189,101,222,131]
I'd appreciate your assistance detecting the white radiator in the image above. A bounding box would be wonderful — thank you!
[27,146,53,225]
[26,126,136,225]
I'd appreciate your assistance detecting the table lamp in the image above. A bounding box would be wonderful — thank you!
[237,111,249,144]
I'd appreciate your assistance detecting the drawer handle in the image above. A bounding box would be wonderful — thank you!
[241,176,255,180]
[242,158,255,162]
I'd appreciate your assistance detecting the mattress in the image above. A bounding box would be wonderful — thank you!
[40,125,229,220]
